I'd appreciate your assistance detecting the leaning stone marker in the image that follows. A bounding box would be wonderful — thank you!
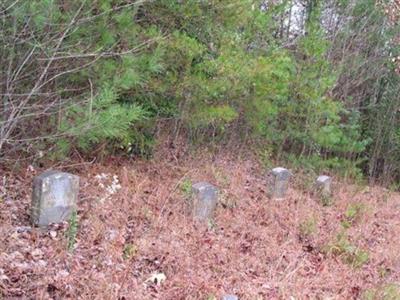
[315,175,332,197]
[191,182,218,222]
[32,170,79,227]
[222,295,239,300]
[269,167,291,199]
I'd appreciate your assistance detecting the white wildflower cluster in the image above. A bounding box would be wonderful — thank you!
[120,142,133,153]
[94,173,122,202]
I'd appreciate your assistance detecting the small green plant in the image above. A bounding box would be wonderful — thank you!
[347,249,369,268]
[67,210,78,252]
[362,284,400,300]
[206,294,217,300]
[123,243,138,260]
[381,284,400,300]
[299,216,318,239]
[324,231,369,268]
[341,202,366,229]
[180,178,193,198]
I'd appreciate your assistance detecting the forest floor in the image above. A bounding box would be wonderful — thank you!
[1,146,400,299]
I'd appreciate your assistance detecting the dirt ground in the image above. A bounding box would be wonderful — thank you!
[1,149,400,299]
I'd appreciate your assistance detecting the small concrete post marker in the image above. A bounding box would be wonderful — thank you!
[269,167,291,199]
[191,182,218,222]
[31,170,79,227]
[315,175,332,198]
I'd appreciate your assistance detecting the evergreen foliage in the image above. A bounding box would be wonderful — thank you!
[0,0,399,183]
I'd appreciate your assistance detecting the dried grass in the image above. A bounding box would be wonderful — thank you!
[1,149,400,299]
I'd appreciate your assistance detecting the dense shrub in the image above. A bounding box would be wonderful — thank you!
[0,0,398,182]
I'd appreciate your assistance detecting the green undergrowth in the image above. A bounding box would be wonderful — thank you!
[67,210,78,252]
[123,243,138,260]
[362,284,400,300]
[286,154,365,184]
[323,200,370,268]
[341,202,367,229]
[180,178,193,199]
[323,231,369,268]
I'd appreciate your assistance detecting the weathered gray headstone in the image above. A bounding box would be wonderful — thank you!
[31,170,79,227]
[269,167,291,199]
[315,175,332,197]
[191,182,218,222]
[222,295,238,300]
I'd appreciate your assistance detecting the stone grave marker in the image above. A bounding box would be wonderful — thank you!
[315,175,332,198]
[269,167,292,199]
[191,182,218,222]
[31,170,79,227]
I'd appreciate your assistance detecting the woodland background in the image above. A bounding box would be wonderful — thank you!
[1,0,399,184]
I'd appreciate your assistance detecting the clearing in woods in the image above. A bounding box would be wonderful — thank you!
[1,149,400,299]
